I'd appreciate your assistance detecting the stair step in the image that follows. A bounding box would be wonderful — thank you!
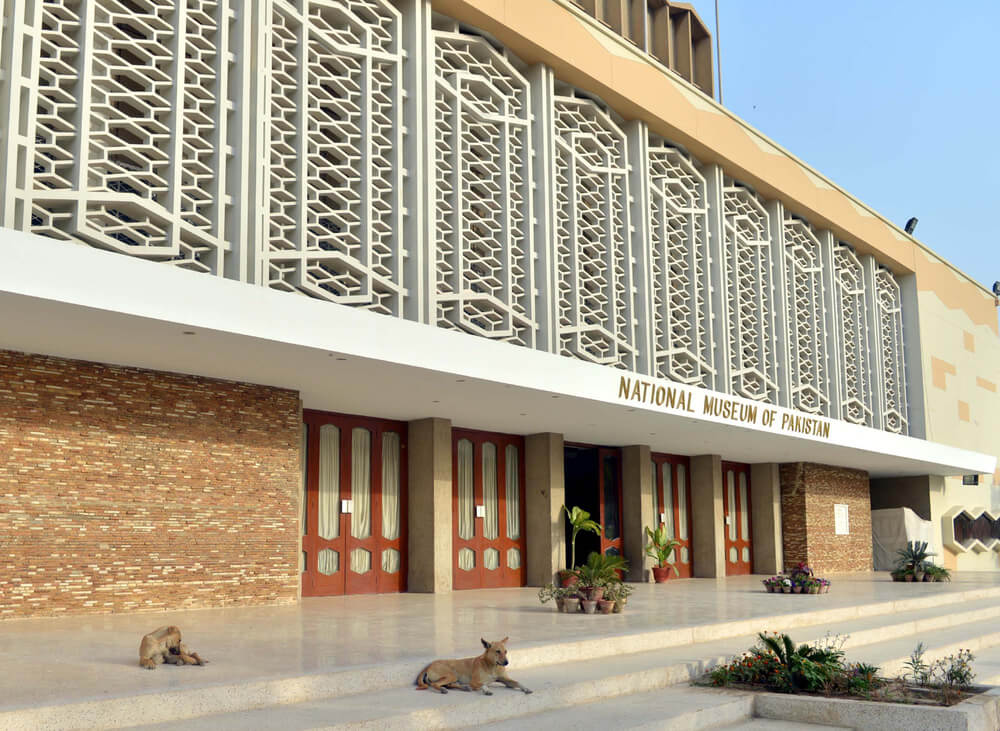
[722,721,850,730]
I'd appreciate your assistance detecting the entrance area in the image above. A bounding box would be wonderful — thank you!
[564,445,623,565]
[301,410,407,596]
[651,453,693,578]
[722,461,753,576]
[452,429,527,589]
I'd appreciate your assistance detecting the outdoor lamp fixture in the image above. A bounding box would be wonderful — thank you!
[904,217,918,234]
[993,281,1000,306]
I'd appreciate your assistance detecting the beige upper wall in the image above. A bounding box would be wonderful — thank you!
[432,0,999,336]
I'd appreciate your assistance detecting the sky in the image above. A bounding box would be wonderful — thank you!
[685,0,1000,292]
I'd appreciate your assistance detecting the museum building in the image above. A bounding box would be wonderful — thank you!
[1,0,998,618]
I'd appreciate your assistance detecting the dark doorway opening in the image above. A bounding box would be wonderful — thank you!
[563,445,623,569]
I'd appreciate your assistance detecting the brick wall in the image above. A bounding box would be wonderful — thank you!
[0,349,302,619]
[780,462,872,575]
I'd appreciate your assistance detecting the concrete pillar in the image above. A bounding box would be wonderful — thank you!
[750,463,783,575]
[407,417,452,593]
[525,432,565,586]
[622,445,654,582]
[690,454,725,578]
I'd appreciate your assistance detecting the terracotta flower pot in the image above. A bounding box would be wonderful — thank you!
[651,566,672,583]
[597,599,615,614]
[581,600,597,614]
[562,597,580,613]
[613,599,625,613]
[792,586,802,594]
[555,597,565,612]
[809,586,819,594]
[765,585,774,593]
[558,571,578,588]
[823,585,829,593]
[781,586,790,593]
[914,572,925,582]
[587,587,605,602]
[904,574,914,582]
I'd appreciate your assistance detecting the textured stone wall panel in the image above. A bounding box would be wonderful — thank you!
[0,350,301,619]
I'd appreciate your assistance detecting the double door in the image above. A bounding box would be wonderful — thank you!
[452,429,526,589]
[722,461,753,576]
[563,445,623,563]
[651,453,693,578]
[301,410,407,596]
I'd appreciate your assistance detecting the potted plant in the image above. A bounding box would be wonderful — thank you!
[562,592,581,613]
[819,577,830,593]
[895,541,933,583]
[925,564,951,582]
[890,568,906,582]
[605,581,633,613]
[561,505,601,585]
[597,594,615,614]
[781,577,792,593]
[574,551,628,602]
[644,523,681,583]
[807,578,820,594]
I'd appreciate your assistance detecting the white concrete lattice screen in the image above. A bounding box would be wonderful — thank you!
[782,215,830,417]
[552,89,637,371]
[432,21,537,347]
[262,0,406,315]
[643,134,714,389]
[721,178,779,404]
[0,0,913,435]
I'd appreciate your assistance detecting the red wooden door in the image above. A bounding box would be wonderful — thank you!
[722,461,752,576]
[452,429,527,590]
[301,410,407,596]
[598,448,624,558]
[651,453,693,578]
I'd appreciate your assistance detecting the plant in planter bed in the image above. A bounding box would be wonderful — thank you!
[644,523,681,583]
[924,564,951,582]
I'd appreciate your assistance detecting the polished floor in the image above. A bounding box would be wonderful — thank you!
[3,572,1000,711]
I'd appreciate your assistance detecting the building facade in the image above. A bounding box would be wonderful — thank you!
[1,0,997,618]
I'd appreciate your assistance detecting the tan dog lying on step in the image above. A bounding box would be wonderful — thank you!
[415,637,532,696]
[138,626,207,669]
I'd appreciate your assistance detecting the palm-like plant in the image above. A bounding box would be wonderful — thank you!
[895,541,933,574]
[574,551,628,589]
[757,632,844,691]
[563,505,601,570]
[644,524,681,569]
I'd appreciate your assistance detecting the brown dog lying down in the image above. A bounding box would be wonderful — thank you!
[139,625,207,669]
[415,637,532,695]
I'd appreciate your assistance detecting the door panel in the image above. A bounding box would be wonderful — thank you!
[302,410,407,596]
[722,461,752,576]
[651,453,693,578]
[599,448,623,558]
[452,429,526,589]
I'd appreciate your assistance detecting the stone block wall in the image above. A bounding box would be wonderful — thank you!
[0,349,302,619]
[780,462,872,574]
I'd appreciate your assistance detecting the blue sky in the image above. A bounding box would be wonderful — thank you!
[685,0,1000,291]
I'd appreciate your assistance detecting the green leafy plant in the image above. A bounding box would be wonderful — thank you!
[895,541,933,575]
[644,524,681,568]
[903,642,930,686]
[924,564,951,582]
[930,648,975,705]
[563,505,601,570]
[846,662,882,698]
[603,580,633,604]
[573,551,628,591]
[756,632,844,692]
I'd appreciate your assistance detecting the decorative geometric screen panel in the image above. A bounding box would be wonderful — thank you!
[433,25,536,346]
[875,268,908,434]
[782,216,829,415]
[646,136,713,388]
[833,244,873,426]
[13,0,239,275]
[552,92,636,370]
[263,0,405,315]
[721,179,778,403]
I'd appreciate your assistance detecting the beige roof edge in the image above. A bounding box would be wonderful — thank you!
[545,0,991,297]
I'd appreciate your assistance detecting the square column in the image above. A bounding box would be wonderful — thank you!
[622,445,654,582]
[525,432,565,585]
[407,417,452,592]
[690,454,725,577]
[750,463,783,575]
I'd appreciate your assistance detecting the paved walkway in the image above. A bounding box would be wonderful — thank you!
[3,572,999,712]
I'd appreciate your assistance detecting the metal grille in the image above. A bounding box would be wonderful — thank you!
[875,267,909,434]
[833,244,873,426]
[783,216,829,415]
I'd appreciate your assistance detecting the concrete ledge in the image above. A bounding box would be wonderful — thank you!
[754,687,1000,731]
